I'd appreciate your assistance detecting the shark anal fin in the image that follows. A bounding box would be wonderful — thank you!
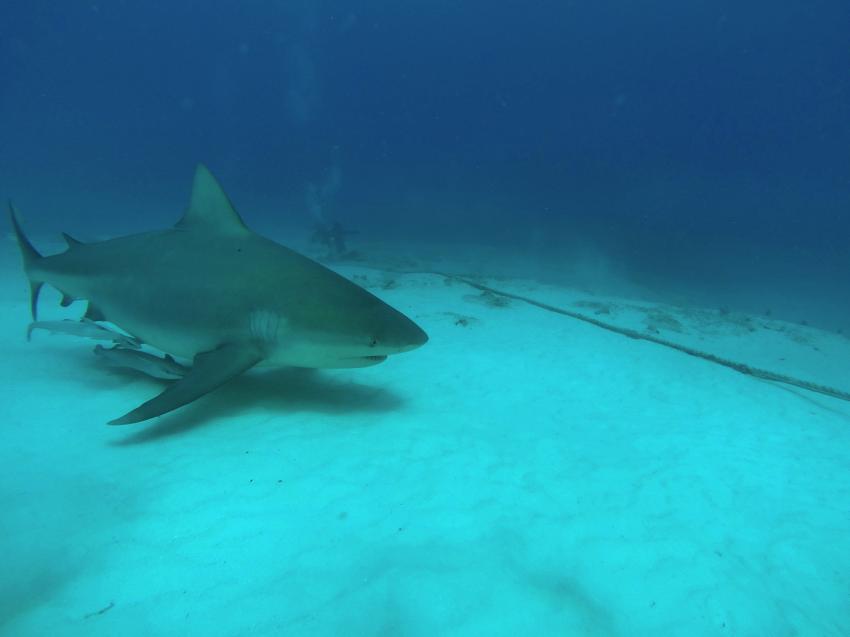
[108,343,262,425]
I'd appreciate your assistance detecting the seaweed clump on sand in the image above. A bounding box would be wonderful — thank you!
[441,311,479,327]
[463,290,511,308]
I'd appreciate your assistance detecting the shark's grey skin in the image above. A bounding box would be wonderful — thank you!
[10,165,428,425]
[93,345,188,380]
[27,318,141,349]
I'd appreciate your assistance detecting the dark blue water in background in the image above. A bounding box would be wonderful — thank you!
[1,1,848,327]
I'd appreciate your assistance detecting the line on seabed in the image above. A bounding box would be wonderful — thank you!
[83,601,115,619]
[370,264,850,404]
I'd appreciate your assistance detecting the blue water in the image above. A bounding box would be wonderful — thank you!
[2,1,848,326]
[2,2,850,635]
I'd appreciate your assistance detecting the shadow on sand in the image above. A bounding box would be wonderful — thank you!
[100,366,406,445]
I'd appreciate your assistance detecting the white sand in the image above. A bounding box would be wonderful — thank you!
[2,247,850,636]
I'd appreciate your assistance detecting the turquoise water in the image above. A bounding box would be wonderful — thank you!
[2,2,849,635]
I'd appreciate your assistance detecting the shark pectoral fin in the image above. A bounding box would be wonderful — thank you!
[108,343,263,425]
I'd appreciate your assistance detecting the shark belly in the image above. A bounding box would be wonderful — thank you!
[42,270,244,359]
[95,299,244,359]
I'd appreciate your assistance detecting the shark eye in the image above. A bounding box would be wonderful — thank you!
[368,337,378,348]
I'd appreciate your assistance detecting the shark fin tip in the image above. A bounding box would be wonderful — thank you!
[107,412,137,426]
[177,165,250,235]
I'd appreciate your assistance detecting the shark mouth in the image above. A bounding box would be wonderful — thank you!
[336,354,387,368]
[346,354,388,365]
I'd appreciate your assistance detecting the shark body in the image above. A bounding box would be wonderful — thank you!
[10,165,428,425]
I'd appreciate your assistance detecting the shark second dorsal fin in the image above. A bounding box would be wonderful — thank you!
[176,164,250,235]
[61,232,84,249]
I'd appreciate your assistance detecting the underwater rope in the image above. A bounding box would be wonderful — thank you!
[376,265,850,404]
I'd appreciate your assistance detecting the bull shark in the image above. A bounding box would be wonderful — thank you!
[10,165,428,425]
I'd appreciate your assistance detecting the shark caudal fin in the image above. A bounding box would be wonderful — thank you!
[8,202,45,320]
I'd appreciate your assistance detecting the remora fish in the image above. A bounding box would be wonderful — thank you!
[94,345,189,380]
[27,318,141,349]
[10,165,428,425]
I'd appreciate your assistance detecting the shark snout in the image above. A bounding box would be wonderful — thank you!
[400,322,428,352]
[370,314,428,356]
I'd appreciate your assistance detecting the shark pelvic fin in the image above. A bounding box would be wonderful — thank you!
[175,164,250,235]
[108,342,263,425]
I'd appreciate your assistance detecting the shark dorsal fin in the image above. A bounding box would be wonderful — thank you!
[176,164,249,235]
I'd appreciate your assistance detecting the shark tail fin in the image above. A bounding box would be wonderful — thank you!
[8,201,45,320]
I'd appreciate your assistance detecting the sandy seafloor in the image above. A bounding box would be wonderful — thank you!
[1,235,850,637]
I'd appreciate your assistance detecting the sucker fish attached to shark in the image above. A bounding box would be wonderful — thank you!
[28,318,141,349]
[10,165,428,425]
[93,345,189,380]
